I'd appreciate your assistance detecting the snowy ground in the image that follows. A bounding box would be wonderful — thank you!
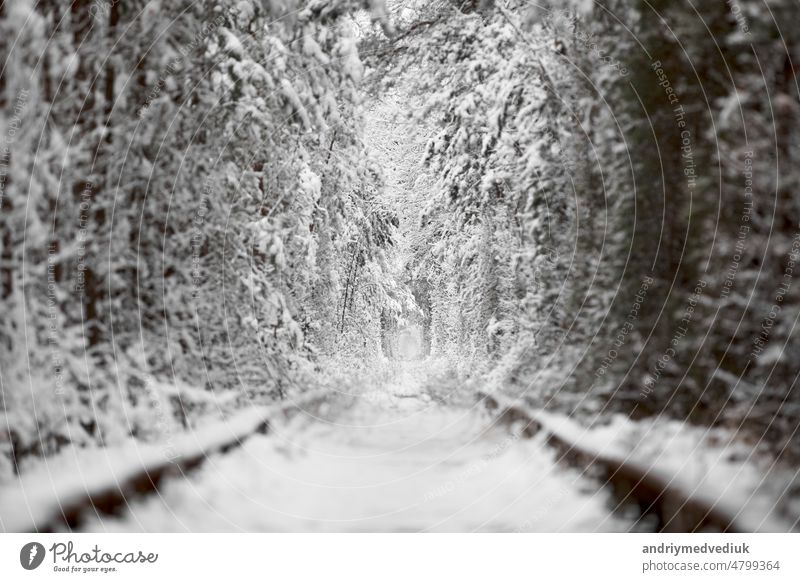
[3,360,792,532]
[74,362,632,532]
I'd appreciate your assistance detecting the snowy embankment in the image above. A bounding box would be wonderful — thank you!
[71,361,632,532]
[0,390,329,533]
[482,391,797,533]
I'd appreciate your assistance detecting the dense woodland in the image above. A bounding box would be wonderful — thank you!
[1,0,799,479]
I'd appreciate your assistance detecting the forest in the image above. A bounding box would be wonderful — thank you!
[0,0,799,532]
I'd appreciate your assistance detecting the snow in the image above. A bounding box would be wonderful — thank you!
[64,363,630,532]
[279,78,312,130]
[2,365,794,533]
[3,0,798,537]
[529,409,796,532]
[220,29,244,58]
[0,394,326,533]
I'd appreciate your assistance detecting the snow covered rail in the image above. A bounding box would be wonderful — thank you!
[479,392,745,533]
[1,391,332,533]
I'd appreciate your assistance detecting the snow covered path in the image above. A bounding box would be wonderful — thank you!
[81,363,632,532]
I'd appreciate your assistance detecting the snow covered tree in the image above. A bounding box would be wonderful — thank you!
[0,0,398,472]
